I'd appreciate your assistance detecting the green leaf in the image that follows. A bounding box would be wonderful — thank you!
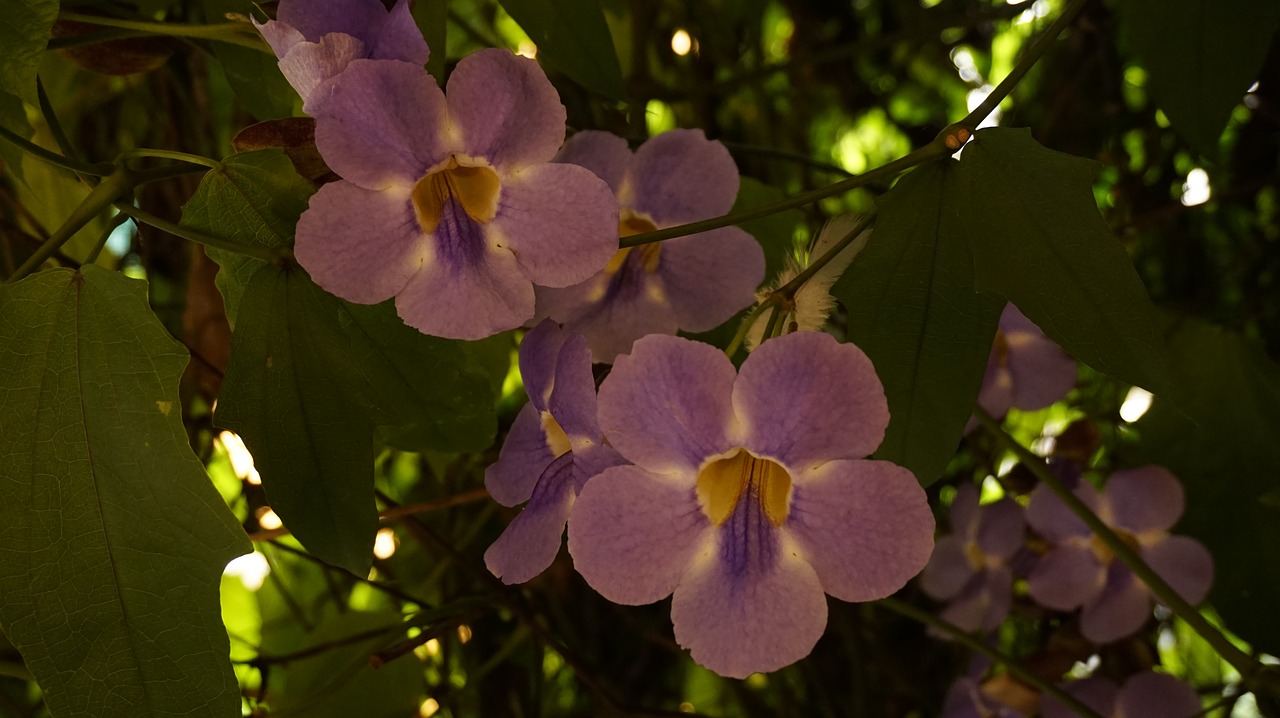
[498,0,625,99]
[0,89,31,183]
[216,265,496,574]
[735,176,803,281]
[202,0,296,120]
[954,128,1167,393]
[1129,318,1280,655]
[413,0,448,83]
[0,266,250,718]
[1123,0,1280,156]
[836,162,1003,486]
[180,148,315,325]
[0,0,57,105]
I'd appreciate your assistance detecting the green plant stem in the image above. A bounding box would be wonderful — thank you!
[0,124,115,177]
[620,147,942,248]
[879,597,1104,718]
[6,168,134,282]
[111,203,283,262]
[37,79,79,166]
[131,164,214,186]
[775,210,877,299]
[120,148,222,170]
[85,212,129,265]
[724,301,774,358]
[58,12,269,52]
[973,408,1260,680]
[956,0,1089,133]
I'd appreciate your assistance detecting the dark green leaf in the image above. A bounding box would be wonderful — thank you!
[955,128,1167,393]
[1129,318,1280,655]
[0,266,249,718]
[735,176,803,281]
[498,0,625,99]
[0,0,56,105]
[0,89,31,183]
[1123,0,1280,156]
[180,148,315,324]
[837,162,1003,486]
[202,0,296,120]
[413,0,448,83]
[217,265,496,573]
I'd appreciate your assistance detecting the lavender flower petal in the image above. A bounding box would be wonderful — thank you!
[484,453,577,584]
[554,130,632,194]
[294,181,425,304]
[1040,677,1118,718]
[1104,465,1185,534]
[568,465,710,604]
[660,226,764,332]
[949,482,983,539]
[1080,563,1152,643]
[785,459,934,602]
[518,319,568,412]
[490,162,618,288]
[484,402,553,507]
[1006,331,1077,410]
[670,502,827,679]
[546,330,601,440]
[446,49,568,170]
[1027,544,1106,610]
[976,498,1026,561]
[276,32,366,106]
[1026,482,1100,542]
[597,335,737,474]
[921,535,976,601]
[1114,672,1202,718]
[1141,535,1214,606]
[733,332,889,467]
[393,237,535,339]
[627,129,740,225]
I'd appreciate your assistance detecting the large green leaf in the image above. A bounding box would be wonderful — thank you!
[0,0,57,105]
[1129,318,1280,655]
[954,128,1167,393]
[0,266,250,717]
[216,264,496,574]
[202,0,295,120]
[837,162,1003,486]
[498,0,624,99]
[1123,0,1280,156]
[180,148,315,325]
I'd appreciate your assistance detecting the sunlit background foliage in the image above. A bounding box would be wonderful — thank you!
[2,0,1279,716]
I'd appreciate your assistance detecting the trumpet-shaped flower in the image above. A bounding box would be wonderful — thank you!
[255,0,429,112]
[567,332,934,677]
[977,304,1077,420]
[484,321,622,584]
[920,482,1027,633]
[1026,466,1213,643]
[294,51,618,339]
[535,130,764,362]
[1040,671,1201,718]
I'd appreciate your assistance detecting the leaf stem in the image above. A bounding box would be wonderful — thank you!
[973,407,1261,680]
[85,212,129,265]
[0,123,115,177]
[57,12,270,52]
[6,168,135,283]
[725,301,774,358]
[878,597,1105,718]
[111,203,282,263]
[120,148,223,170]
[37,79,81,169]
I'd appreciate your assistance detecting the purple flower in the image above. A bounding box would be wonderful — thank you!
[977,304,1077,419]
[535,130,765,363]
[254,0,429,112]
[1040,671,1201,718]
[942,676,1027,718]
[484,321,623,584]
[1026,466,1213,643]
[293,51,619,340]
[920,482,1027,633]
[567,331,934,678]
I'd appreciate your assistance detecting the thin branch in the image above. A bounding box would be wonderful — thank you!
[57,11,269,52]
[112,202,282,262]
[248,488,491,542]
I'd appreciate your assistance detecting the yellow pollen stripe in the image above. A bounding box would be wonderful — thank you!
[411,157,501,234]
[602,212,664,277]
[541,411,572,458]
[695,449,793,527]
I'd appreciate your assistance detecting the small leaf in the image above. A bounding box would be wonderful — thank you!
[0,89,31,183]
[180,148,315,324]
[955,128,1167,393]
[0,0,57,104]
[836,162,1003,486]
[1123,0,1280,156]
[1129,317,1280,655]
[0,266,249,718]
[498,0,625,99]
[216,265,497,573]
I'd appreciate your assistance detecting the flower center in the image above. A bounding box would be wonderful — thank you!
[601,212,662,276]
[411,157,501,234]
[964,541,988,571]
[1087,529,1141,566]
[541,411,571,458]
[992,329,1010,368]
[695,449,793,527]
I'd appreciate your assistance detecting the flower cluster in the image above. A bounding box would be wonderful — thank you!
[975,303,1077,423]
